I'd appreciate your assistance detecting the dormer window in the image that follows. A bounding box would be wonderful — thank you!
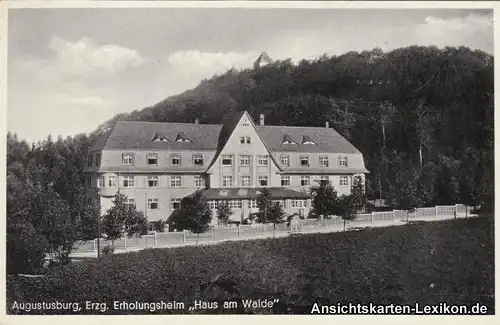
[194,154,204,166]
[302,135,317,145]
[175,132,192,143]
[151,132,169,142]
[281,134,297,145]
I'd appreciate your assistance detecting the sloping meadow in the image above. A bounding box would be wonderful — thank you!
[7,217,494,314]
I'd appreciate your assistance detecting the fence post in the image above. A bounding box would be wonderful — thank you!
[124,235,127,249]
[93,239,96,252]
[371,212,374,223]
[238,225,240,237]
[393,210,396,222]
[212,228,215,241]
[435,206,438,217]
[154,233,157,247]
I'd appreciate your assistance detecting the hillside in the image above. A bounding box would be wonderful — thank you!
[7,216,494,314]
[91,46,494,206]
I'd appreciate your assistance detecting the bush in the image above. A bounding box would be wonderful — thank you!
[6,217,494,315]
[101,245,115,256]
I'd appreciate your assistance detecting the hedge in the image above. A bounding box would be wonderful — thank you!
[7,216,494,314]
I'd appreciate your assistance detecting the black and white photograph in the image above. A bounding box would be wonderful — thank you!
[3,1,495,318]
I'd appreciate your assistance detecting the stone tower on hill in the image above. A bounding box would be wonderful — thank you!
[253,52,273,69]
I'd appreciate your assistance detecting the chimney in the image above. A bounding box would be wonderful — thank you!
[260,114,265,126]
[326,121,329,128]
[194,118,199,124]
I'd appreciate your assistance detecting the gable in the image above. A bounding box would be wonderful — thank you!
[207,111,281,172]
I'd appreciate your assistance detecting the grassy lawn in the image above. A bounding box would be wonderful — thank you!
[7,216,494,314]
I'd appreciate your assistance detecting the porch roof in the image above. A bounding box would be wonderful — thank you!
[191,187,311,200]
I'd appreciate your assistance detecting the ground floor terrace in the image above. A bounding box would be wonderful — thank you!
[182,187,312,227]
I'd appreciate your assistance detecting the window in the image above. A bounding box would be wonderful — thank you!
[122,153,134,166]
[258,155,268,166]
[148,176,159,187]
[222,155,232,166]
[86,175,92,188]
[171,198,181,210]
[246,137,251,144]
[228,200,242,209]
[240,155,250,166]
[223,176,233,187]
[171,176,181,187]
[148,153,158,165]
[240,137,246,144]
[87,155,93,167]
[123,176,134,187]
[194,154,204,166]
[249,199,258,209]
[301,176,310,186]
[240,176,251,187]
[273,200,286,208]
[320,176,329,184]
[259,176,268,186]
[171,154,181,166]
[108,176,117,187]
[148,198,159,210]
[320,156,329,167]
[125,198,136,207]
[209,200,219,210]
[242,119,250,126]
[281,176,290,186]
[195,175,205,187]
[292,199,309,208]
[339,156,348,167]
[340,176,348,186]
[97,176,105,188]
[95,154,101,167]
[280,155,290,166]
[300,156,310,167]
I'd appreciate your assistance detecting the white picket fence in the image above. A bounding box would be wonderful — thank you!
[74,204,475,253]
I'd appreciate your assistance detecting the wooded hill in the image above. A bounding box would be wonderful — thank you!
[7,45,494,224]
[92,45,494,209]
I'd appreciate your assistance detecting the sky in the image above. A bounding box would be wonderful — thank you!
[7,7,494,143]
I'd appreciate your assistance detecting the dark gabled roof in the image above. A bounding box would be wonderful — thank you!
[92,111,363,155]
[92,121,222,150]
[255,125,361,154]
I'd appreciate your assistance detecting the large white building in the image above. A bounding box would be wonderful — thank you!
[84,111,369,226]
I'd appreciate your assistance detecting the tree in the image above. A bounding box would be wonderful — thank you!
[151,219,167,232]
[255,188,285,225]
[337,195,358,231]
[177,191,213,245]
[102,193,148,247]
[216,201,231,227]
[351,175,366,212]
[310,180,339,219]
[7,215,49,274]
[78,197,101,241]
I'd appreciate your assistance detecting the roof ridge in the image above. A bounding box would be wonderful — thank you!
[115,120,222,127]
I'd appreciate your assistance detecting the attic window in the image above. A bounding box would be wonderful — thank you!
[302,135,317,145]
[152,132,169,142]
[281,134,297,145]
[175,132,192,143]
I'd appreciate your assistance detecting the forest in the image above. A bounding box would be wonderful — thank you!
[7,45,494,272]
